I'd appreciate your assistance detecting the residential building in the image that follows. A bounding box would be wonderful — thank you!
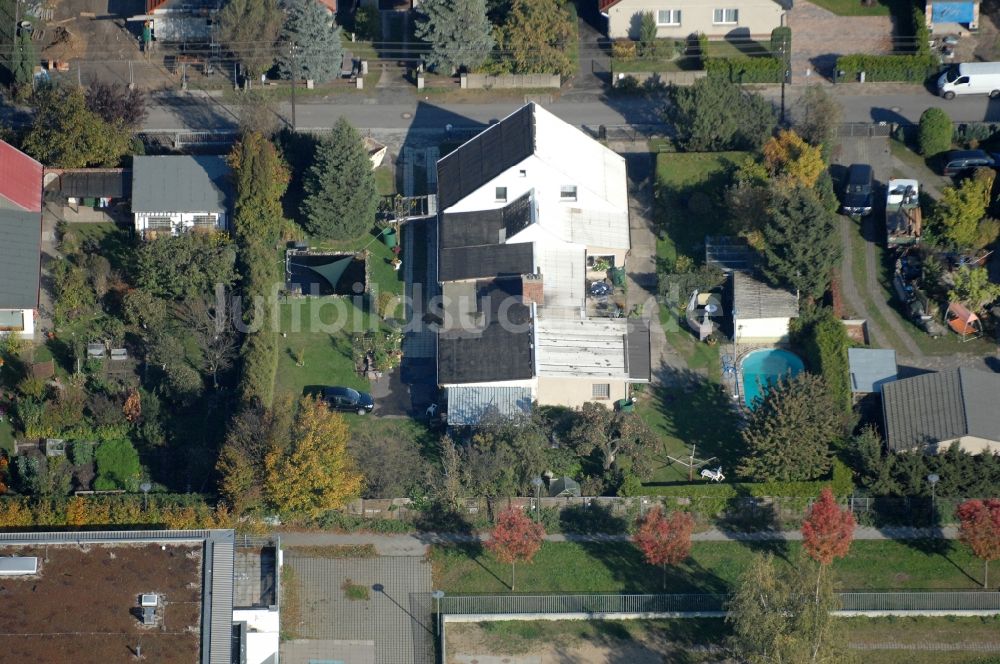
[848,348,897,394]
[731,270,798,343]
[435,103,650,425]
[882,368,1000,453]
[0,529,280,664]
[599,0,787,40]
[0,139,43,339]
[131,156,232,237]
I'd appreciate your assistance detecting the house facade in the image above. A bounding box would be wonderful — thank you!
[131,156,231,238]
[435,103,650,425]
[600,0,786,40]
[882,368,1000,454]
[731,270,798,343]
[0,140,43,339]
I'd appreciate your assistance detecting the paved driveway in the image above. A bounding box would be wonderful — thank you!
[282,554,434,664]
[787,0,894,81]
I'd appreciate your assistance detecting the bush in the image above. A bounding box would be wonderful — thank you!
[791,308,852,415]
[612,38,637,60]
[705,56,783,84]
[918,107,954,156]
[94,438,142,491]
[834,53,938,83]
[770,26,791,61]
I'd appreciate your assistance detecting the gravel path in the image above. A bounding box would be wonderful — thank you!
[860,215,922,358]
[278,526,959,556]
[839,215,892,348]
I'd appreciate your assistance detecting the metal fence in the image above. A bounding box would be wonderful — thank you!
[441,593,726,615]
[440,591,1000,617]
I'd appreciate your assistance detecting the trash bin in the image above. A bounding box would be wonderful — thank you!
[610,266,626,287]
[616,398,634,412]
[382,227,398,249]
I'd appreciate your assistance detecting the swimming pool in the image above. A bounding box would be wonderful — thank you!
[740,348,805,409]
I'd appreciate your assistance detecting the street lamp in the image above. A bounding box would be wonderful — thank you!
[431,589,445,664]
[927,473,940,519]
[531,477,544,523]
[140,482,152,512]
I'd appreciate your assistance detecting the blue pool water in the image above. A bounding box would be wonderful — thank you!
[740,348,805,409]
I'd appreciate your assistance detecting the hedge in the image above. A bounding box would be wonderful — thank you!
[0,493,247,530]
[834,53,938,83]
[636,459,854,500]
[705,56,783,84]
[792,309,852,415]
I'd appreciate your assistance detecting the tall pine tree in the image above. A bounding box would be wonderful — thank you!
[738,373,844,482]
[277,0,344,84]
[415,0,495,74]
[300,117,379,240]
[758,184,840,300]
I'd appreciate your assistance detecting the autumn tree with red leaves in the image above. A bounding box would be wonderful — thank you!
[802,487,855,567]
[633,506,695,589]
[487,506,545,591]
[956,499,1000,588]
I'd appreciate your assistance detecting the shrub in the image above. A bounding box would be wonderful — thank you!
[770,26,791,61]
[792,308,852,415]
[705,56,783,84]
[639,12,657,57]
[612,38,637,60]
[918,107,954,157]
[94,438,142,491]
[834,53,938,83]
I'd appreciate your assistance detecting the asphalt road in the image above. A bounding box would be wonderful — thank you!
[138,85,1000,134]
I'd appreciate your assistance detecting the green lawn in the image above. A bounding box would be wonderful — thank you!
[655,151,747,263]
[432,539,989,594]
[704,39,770,58]
[807,0,901,16]
[374,164,396,197]
[273,296,375,400]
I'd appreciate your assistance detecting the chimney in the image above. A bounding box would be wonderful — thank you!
[522,274,544,306]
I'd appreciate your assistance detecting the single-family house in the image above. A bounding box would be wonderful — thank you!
[131,156,231,238]
[848,348,897,394]
[882,368,1000,454]
[0,140,43,339]
[731,270,798,343]
[435,103,650,422]
[599,0,787,41]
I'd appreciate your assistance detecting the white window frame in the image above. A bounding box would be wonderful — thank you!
[656,9,681,26]
[496,186,508,202]
[592,383,611,400]
[713,8,738,24]
[560,185,578,201]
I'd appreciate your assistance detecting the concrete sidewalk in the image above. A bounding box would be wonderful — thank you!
[278,526,960,556]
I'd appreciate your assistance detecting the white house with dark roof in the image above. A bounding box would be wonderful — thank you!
[731,270,798,343]
[0,140,43,339]
[131,156,232,238]
[882,368,1000,453]
[435,103,649,425]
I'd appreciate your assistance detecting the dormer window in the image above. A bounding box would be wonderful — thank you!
[560,185,578,201]
[496,187,508,202]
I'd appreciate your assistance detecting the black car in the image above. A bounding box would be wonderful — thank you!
[323,386,375,414]
[941,150,997,177]
[841,163,874,216]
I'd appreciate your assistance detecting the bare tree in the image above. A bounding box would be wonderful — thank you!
[176,296,238,388]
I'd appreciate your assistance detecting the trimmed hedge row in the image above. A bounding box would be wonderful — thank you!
[705,56,783,84]
[834,53,938,83]
[0,493,247,530]
[636,459,854,500]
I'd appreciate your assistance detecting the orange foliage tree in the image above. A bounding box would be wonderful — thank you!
[956,499,1000,588]
[802,487,855,602]
[487,506,545,591]
[265,397,363,517]
[633,506,695,589]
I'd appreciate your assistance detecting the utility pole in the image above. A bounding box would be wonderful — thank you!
[289,42,298,130]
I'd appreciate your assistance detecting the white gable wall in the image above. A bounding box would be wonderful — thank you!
[443,155,622,218]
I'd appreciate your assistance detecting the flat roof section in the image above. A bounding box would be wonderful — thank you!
[535,318,630,379]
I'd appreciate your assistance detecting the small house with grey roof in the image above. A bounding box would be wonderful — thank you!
[0,139,43,339]
[131,155,232,238]
[435,103,650,423]
[731,270,798,343]
[882,368,1000,453]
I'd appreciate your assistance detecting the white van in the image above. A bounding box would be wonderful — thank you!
[938,62,1000,99]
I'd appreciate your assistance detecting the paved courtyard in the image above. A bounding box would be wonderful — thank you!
[281,554,434,664]
[787,0,895,81]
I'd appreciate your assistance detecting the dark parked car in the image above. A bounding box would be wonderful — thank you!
[841,163,874,216]
[941,150,997,177]
[323,386,375,414]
